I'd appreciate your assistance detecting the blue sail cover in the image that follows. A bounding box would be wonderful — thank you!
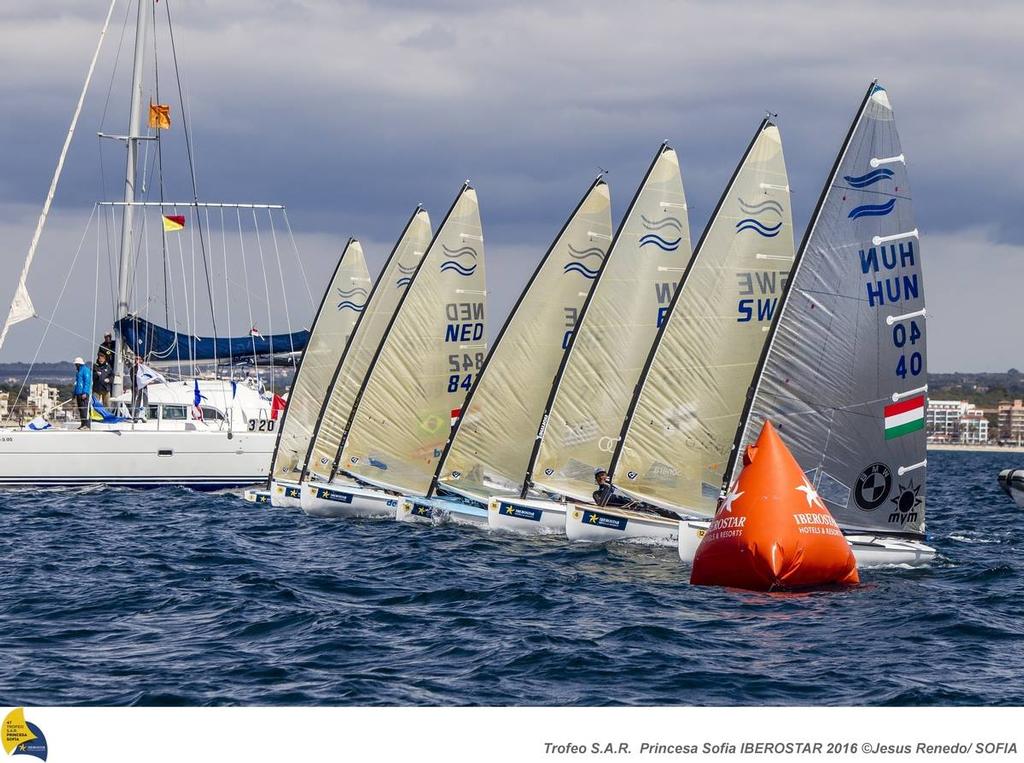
[117,316,308,363]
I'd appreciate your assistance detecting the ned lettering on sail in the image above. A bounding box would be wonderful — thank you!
[860,240,919,307]
[444,301,484,342]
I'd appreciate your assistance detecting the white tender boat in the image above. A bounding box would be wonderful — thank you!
[997,469,1024,508]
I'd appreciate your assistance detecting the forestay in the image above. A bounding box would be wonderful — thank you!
[727,83,927,536]
[270,240,370,483]
[436,178,613,500]
[530,145,693,502]
[339,185,486,495]
[303,208,432,481]
[612,121,795,516]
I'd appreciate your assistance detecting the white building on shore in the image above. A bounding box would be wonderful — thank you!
[926,400,989,444]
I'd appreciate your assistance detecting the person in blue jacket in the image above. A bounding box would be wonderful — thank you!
[72,356,92,429]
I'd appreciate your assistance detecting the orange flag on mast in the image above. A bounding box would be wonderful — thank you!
[148,102,171,129]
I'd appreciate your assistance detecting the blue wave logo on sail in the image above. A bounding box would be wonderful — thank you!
[563,244,603,278]
[843,168,894,188]
[440,261,477,277]
[336,287,368,312]
[440,244,478,277]
[640,215,682,232]
[639,233,681,251]
[735,218,782,237]
[738,197,783,217]
[848,198,896,220]
[395,276,412,288]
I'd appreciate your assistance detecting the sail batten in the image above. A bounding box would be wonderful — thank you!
[339,186,486,495]
[609,121,796,517]
[529,145,693,502]
[727,83,927,536]
[435,178,613,501]
[302,207,432,482]
[269,240,369,483]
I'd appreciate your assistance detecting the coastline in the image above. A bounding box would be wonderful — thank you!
[928,443,1024,454]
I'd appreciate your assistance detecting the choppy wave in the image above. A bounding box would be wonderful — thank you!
[564,262,600,279]
[848,198,897,220]
[738,198,783,216]
[640,215,682,232]
[395,277,412,288]
[638,233,681,251]
[567,244,604,261]
[336,287,369,298]
[1,450,1021,706]
[440,261,477,277]
[735,218,783,237]
[335,300,365,312]
[442,245,478,260]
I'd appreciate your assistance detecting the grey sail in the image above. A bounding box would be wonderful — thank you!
[727,83,927,536]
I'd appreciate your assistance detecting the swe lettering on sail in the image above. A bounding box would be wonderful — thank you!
[736,270,788,323]
[444,301,485,342]
[655,281,676,327]
[860,241,919,307]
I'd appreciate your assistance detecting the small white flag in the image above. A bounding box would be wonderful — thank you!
[136,363,166,389]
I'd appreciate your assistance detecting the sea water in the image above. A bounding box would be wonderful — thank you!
[1,450,1021,706]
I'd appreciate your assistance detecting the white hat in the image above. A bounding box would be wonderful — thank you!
[73,356,85,365]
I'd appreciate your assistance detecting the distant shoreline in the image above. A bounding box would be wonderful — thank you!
[928,443,1024,454]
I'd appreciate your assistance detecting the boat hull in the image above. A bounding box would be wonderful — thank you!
[486,497,568,534]
[675,519,936,568]
[565,504,680,546]
[0,428,272,490]
[243,488,271,504]
[396,496,488,526]
[270,478,303,508]
[300,479,399,518]
[997,468,1024,508]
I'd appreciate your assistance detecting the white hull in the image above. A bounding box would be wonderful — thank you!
[270,478,303,508]
[243,488,271,504]
[396,495,488,526]
[486,497,568,534]
[564,504,680,546]
[997,468,1024,508]
[300,479,398,518]
[0,427,272,490]
[675,519,936,568]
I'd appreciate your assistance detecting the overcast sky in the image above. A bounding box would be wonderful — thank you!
[1,0,1022,371]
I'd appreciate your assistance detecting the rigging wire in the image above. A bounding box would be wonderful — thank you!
[235,208,259,382]
[251,208,275,394]
[267,209,296,357]
[219,207,234,373]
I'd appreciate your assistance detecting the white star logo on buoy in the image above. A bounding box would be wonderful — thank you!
[796,483,821,507]
[721,487,744,513]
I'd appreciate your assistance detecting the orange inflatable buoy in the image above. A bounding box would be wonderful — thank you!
[690,420,859,591]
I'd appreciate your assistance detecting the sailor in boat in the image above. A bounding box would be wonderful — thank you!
[72,357,92,429]
[593,467,630,508]
[92,351,113,410]
[99,332,115,366]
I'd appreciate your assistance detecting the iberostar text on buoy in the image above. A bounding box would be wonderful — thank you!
[690,420,859,591]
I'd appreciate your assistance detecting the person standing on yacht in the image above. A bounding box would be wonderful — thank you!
[92,352,112,410]
[73,356,92,429]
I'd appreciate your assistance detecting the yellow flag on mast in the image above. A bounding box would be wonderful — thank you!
[148,101,171,129]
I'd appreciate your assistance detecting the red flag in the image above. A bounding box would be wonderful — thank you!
[271,394,287,421]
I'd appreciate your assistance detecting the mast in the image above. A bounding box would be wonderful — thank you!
[112,0,150,398]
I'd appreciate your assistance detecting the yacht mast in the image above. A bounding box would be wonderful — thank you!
[113,0,149,398]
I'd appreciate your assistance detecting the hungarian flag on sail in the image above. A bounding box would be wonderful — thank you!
[148,102,171,129]
[162,215,186,232]
[884,395,925,440]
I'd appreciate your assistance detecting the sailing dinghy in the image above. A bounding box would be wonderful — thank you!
[397,177,613,525]
[244,240,370,505]
[490,144,693,533]
[564,119,796,544]
[297,207,433,502]
[301,185,486,517]
[678,83,936,568]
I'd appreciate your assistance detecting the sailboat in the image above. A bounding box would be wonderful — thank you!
[243,240,370,504]
[0,0,307,489]
[563,119,796,543]
[396,177,613,525]
[301,185,486,517]
[489,144,693,533]
[298,207,433,503]
[677,83,935,568]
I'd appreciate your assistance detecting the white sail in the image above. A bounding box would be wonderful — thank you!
[612,121,795,516]
[270,240,370,483]
[437,178,612,500]
[727,83,928,537]
[530,146,693,501]
[303,207,432,481]
[339,185,486,495]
